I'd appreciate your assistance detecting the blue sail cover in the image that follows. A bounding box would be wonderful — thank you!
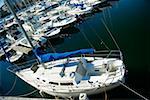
[36,48,94,63]
[73,3,84,8]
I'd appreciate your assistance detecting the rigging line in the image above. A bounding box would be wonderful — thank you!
[4,75,17,95]
[102,9,107,24]
[119,81,149,100]
[16,89,38,97]
[47,39,56,53]
[101,18,121,50]
[104,86,108,100]
[106,50,112,58]
[107,7,113,31]
[78,26,95,49]
[84,20,110,50]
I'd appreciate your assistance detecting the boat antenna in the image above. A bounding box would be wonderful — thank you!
[4,0,40,63]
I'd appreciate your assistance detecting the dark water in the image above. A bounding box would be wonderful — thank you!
[0,0,150,99]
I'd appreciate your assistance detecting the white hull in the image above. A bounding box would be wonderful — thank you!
[45,27,61,37]
[52,16,76,27]
[16,74,123,97]
[14,56,125,98]
[6,51,24,62]
[67,7,93,16]
[42,82,120,97]
[32,28,61,40]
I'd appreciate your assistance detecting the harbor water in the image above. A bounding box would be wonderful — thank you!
[0,0,150,99]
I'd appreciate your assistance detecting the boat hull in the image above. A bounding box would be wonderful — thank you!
[15,56,125,98]
[42,82,121,97]
[16,72,122,98]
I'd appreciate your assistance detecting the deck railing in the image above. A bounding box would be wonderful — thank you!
[85,50,123,60]
[7,50,123,74]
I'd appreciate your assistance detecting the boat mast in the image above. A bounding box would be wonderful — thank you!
[4,0,40,63]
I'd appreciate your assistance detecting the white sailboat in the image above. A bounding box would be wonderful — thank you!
[8,49,125,98]
[6,0,125,98]
[31,18,62,40]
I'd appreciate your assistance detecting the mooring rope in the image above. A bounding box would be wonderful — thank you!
[107,7,113,30]
[4,76,17,95]
[16,89,38,97]
[119,81,148,100]
[3,73,38,97]
[104,86,108,100]
[102,9,107,24]
[101,18,121,51]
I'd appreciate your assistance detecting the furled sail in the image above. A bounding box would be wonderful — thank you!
[35,48,94,63]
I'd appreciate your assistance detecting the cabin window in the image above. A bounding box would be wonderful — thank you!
[42,80,46,82]
[60,83,73,85]
[49,82,58,85]
[94,69,99,72]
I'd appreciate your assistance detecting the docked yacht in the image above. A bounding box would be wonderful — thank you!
[6,49,24,62]
[32,27,62,40]
[8,49,125,98]
[65,1,93,15]
[50,14,77,28]
[84,0,106,7]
